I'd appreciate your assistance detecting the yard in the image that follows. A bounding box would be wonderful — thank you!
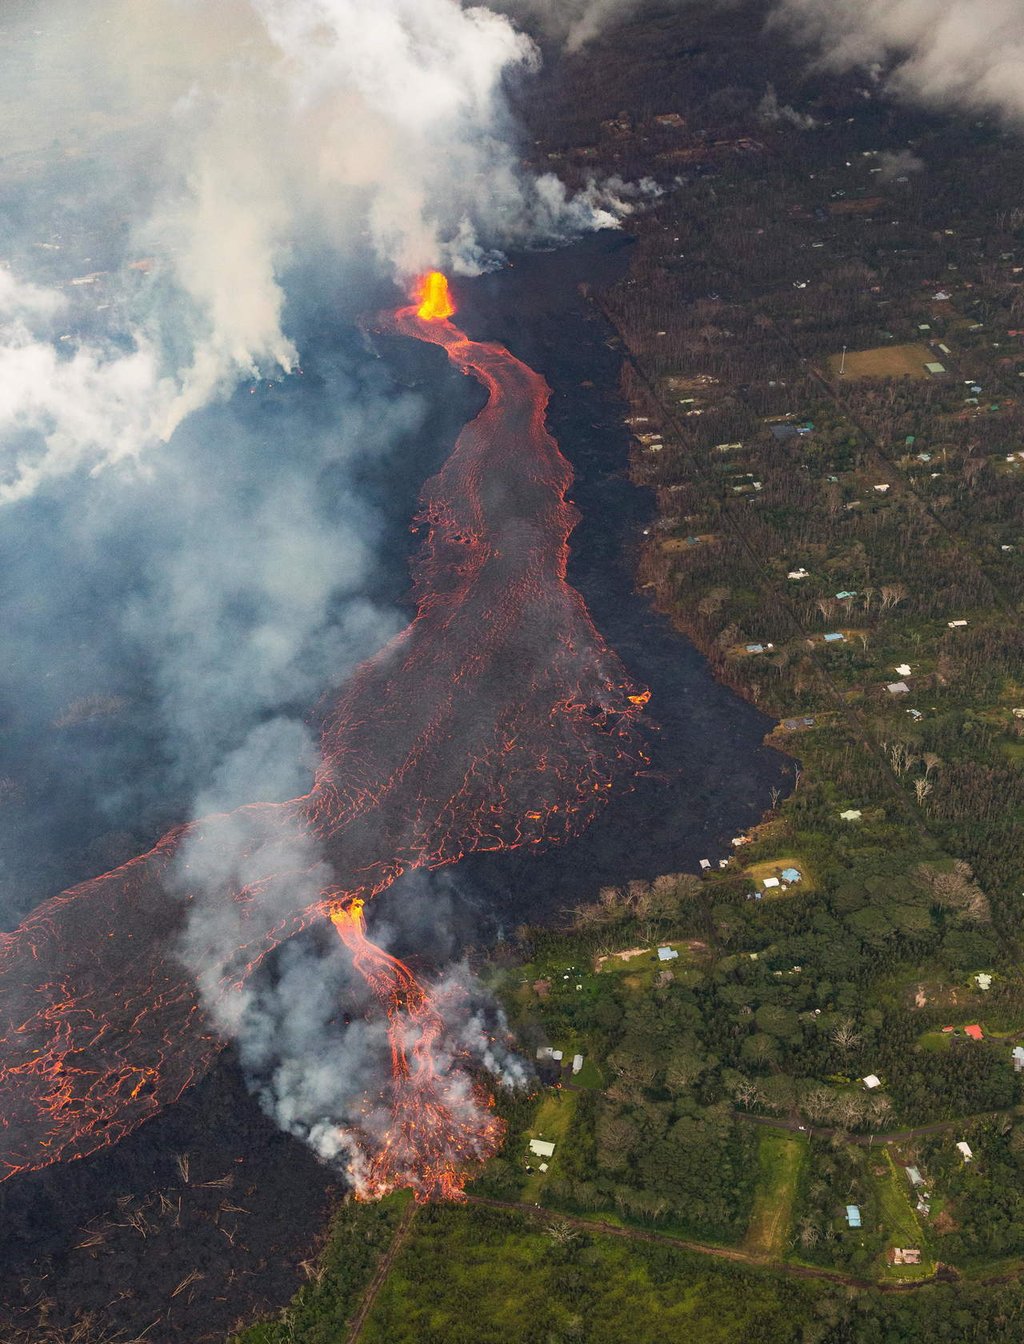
[826,343,936,380]
[594,940,706,989]
[743,857,815,898]
[744,1130,805,1260]
[521,1091,577,1203]
[872,1150,935,1282]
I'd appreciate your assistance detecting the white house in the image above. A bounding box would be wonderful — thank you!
[529,1139,556,1159]
[956,1141,973,1163]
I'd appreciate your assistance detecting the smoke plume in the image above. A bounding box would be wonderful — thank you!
[504,0,1024,133]
[3,0,631,1180]
[0,0,641,504]
[771,0,1024,125]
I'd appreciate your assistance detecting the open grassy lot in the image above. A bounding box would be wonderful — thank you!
[827,343,936,379]
[743,856,815,897]
[521,1091,577,1202]
[744,1130,806,1259]
[594,939,706,989]
[359,1203,830,1344]
[873,1151,935,1282]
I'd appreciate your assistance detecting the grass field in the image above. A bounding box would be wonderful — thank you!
[744,1131,805,1259]
[521,1091,577,1202]
[572,1058,605,1089]
[827,343,936,380]
[917,1030,953,1053]
[360,1203,831,1344]
[873,1150,934,1281]
[595,939,705,988]
[743,857,815,897]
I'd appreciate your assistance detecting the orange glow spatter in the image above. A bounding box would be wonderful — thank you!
[0,280,650,1201]
[329,899,502,1201]
[415,270,455,321]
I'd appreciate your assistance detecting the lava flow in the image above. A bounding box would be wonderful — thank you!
[329,898,501,1200]
[0,271,649,1200]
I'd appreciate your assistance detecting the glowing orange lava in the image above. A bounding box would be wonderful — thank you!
[416,270,455,321]
[0,281,650,1200]
[329,899,501,1201]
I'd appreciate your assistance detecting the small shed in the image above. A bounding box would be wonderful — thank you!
[887,681,910,696]
[905,1166,925,1188]
[762,877,781,890]
[956,1141,973,1163]
[572,1054,584,1075]
[846,1205,862,1228]
[840,809,862,821]
[964,1024,984,1041]
[529,1139,556,1159]
[657,947,679,962]
[823,632,845,643]
[863,1074,881,1090]
[1011,1046,1024,1072]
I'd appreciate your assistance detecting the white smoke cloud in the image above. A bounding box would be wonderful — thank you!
[876,148,926,182]
[502,0,1024,132]
[205,923,529,1182]
[771,0,1024,124]
[496,0,646,51]
[0,270,171,503]
[756,83,817,130]
[0,0,645,504]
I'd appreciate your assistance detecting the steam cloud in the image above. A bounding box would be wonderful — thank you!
[771,0,1024,124]
[4,0,633,1178]
[215,941,530,1180]
[0,0,641,505]
[507,0,1024,129]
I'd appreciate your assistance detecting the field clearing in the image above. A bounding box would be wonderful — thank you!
[827,344,935,380]
[595,940,705,978]
[744,1131,805,1259]
[521,1092,577,1203]
[744,857,815,897]
[873,1150,934,1281]
[917,1030,952,1053]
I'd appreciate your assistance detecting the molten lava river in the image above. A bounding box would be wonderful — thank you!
[0,275,649,1201]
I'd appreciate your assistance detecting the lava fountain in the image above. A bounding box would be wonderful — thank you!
[0,272,649,1200]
